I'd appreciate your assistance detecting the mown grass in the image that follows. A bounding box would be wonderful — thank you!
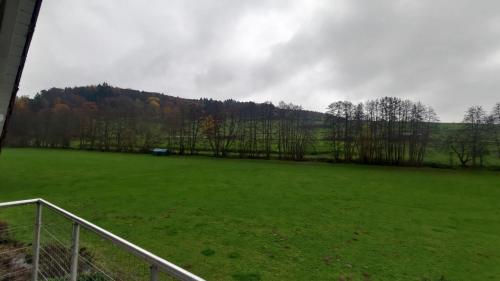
[0,149,499,280]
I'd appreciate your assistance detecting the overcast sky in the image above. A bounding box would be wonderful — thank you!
[19,0,500,122]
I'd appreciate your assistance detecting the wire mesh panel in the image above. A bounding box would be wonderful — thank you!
[37,207,142,280]
[0,204,35,281]
[77,226,150,280]
[38,207,174,281]
[0,200,204,281]
[38,206,73,280]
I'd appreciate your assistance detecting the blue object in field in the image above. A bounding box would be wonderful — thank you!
[152,148,169,156]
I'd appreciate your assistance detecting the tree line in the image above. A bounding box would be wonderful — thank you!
[326,97,438,165]
[5,84,500,167]
[6,84,321,160]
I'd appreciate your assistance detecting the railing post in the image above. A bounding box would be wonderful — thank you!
[150,264,159,281]
[70,222,80,281]
[32,201,42,281]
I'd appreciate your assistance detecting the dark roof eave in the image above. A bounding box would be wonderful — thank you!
[0,0,43,151]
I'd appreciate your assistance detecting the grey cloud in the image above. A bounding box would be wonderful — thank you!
[19,0,500,121]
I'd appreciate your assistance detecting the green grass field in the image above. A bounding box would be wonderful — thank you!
[0,149,499,280]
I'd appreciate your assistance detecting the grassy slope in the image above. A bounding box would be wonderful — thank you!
[0,149,499,280]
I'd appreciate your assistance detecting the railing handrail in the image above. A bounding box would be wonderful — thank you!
[0,198,40,208]
[0,198,206,281]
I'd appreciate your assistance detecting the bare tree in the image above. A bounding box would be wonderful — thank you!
[447,131,471,167]
[448,106,489,167]
[277,102,312,160]
[492,102,500,158]
[464,106,489,166]
[261,102,274,159]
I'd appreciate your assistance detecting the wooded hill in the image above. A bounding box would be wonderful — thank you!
[5,83,500,167]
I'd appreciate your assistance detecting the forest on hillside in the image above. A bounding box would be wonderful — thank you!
[4,84,500,167]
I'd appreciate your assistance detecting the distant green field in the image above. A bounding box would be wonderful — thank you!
[0,149,499,280]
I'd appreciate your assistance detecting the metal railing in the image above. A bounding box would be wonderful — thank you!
[0,198,205,281]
